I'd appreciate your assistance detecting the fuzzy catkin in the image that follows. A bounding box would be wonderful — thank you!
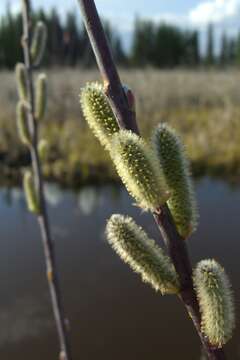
[193,259,235,348]
[152,123,197,238]
[38,139,48,161]
[23,171,40,214]
[110,130,169,211]
[106,214,180,294]
[16,101,31,146]
[35,73,47,120]
[80,82,119,149]
[30,21,47,67]
[15,63,28,101]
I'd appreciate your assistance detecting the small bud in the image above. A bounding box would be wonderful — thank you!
[31,21,47,66]
[110,130,169,211]
[16,101,31,146]
[193,259,235,348]
[152,124,198,238]
[106,214,180,294]
[38,139,48,161]
[15,63,28,101]
[35,73,47,120]
[80,82,119,149]
[23,170,40,214]
[47,269,53,282]
[123,84,136,112]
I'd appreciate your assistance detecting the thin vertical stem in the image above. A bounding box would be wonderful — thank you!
[21,1,73,359]
[77,0,139,134]
[77,1,226,359]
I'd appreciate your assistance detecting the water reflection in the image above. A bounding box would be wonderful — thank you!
[0,177,239,359]
[0,188,25,209]
[77,186,103,215]
[76,185,121,215]
[0,294,52,346]
[44,183,64,208]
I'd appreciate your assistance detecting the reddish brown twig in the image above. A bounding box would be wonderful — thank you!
[77,1,226,359]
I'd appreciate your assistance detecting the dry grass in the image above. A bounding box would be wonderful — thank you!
[1,68,240,185]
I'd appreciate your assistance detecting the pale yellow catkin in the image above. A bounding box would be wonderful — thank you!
[31,21,47,66]
[35,73,47,120]
[110,130,170,211]
[16,101,31,146]
[23,171,40,214]
[80,82,119,149]
[15,63,28,101]
[38,139,48,162]
[106,214,180,294]
[193,259,235,348]
[152,123,198,239]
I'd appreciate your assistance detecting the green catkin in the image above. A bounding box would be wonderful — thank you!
[106,214,180,294]
[80,82,119,149]
[31,21,47,66]
[35,73,47,120]
[152,123,198,238]
[38,139,48,162]
[110,130,169,211]
[15,63,28,101]
[23,171,40,214]
[193,259,235,348]
[16,101,31,146]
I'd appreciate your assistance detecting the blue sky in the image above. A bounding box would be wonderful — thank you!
[1,0,240,48]
[1,0,239,28]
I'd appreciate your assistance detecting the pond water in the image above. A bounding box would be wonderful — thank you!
[0,177,239,359]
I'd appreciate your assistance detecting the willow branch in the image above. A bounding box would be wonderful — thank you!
[77,1,226,359]
[21,1,72,359]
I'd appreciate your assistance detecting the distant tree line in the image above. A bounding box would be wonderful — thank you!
[1,8,240,69]
[0,8,128,68]
[132,20,240,68]
[131,19,200,67]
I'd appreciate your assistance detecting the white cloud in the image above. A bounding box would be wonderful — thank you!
[150,13,188,27]
[99,10,134,32]
[189,0,240,25]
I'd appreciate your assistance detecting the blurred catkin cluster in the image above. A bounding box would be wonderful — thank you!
[15,19,48,213]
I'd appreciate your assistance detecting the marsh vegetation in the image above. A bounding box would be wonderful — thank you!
[1,68,240,185]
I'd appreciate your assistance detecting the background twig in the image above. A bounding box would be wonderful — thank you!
[21,1,73,359]
[77,1,226,359]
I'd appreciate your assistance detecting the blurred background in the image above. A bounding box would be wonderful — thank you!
[0,0,239,359]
